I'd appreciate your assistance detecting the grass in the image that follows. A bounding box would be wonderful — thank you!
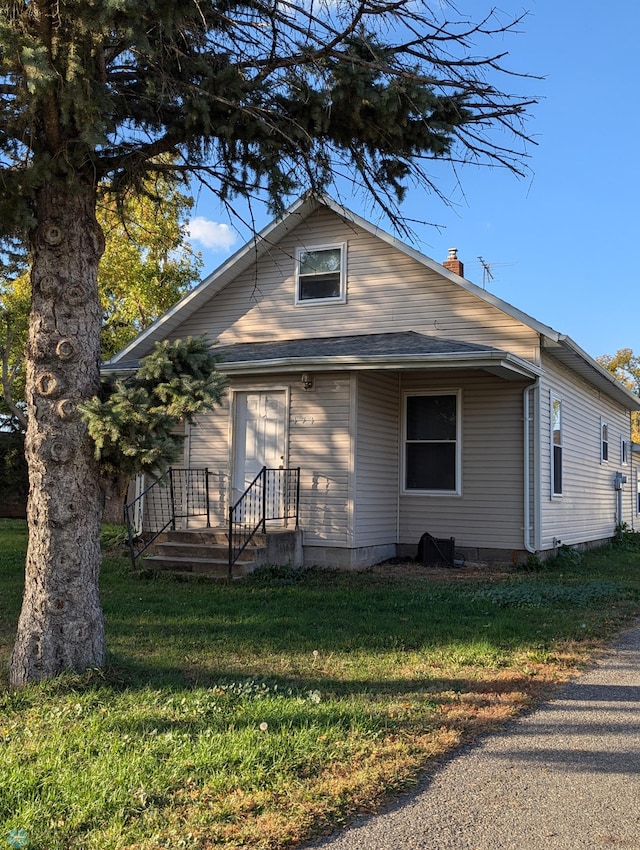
[1,519,640,849]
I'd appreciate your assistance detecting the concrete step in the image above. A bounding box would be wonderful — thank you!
[142,526,302,575]
[154,529,231,545]
[154,528,271,547]
[152,541,258,562]
[142,555,248,579]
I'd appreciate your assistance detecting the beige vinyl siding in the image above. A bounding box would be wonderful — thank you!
[187,396,231,528]
[167,208,541,360]
[399,370,529,551]
[353,372,400,547]
[182,373,352,543]
[288,374,352,547]
[539,352,633,547]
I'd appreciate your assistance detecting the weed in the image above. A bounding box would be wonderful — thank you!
[100,524,129,554]
[474,579,635,609]
[613,522,640,550]
[246,563,330,586]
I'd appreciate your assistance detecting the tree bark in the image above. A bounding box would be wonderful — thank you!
[9,180,106,687]
[100,472,131,526]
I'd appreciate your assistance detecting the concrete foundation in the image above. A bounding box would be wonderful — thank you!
[302,543,397,570]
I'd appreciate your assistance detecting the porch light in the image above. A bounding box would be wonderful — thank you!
[301,372,314,390]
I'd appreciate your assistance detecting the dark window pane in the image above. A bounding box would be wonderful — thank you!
[406,443,456,490]
[553,445,562,494]
[407,395,456,441]
[299,272,341,300]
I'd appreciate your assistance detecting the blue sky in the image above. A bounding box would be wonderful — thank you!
[186,1,638,362]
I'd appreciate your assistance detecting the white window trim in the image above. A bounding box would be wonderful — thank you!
[294,242,347,305]
[551,394,563,499]
[600,417,609,464]
[401,389,462,496]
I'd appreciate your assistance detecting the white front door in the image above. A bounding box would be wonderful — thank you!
[232,391,286,501]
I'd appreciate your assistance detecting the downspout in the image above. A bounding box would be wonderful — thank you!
[631,443,636,532]
[523,379,540,553]
[396,372,401,551]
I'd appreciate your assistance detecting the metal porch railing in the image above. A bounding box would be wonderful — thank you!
[124,467,210,567]
[228,467,300,577]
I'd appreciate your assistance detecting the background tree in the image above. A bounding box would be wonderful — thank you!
[0,272,29,430]
[598,348,640,442]
[0,176,201,431]
[97,174,202,360]
[0,0,536,686]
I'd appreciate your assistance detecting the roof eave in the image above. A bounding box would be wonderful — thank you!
[221,350,542,381]
[542,335,640,411]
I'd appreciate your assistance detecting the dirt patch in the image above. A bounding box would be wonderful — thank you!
[365,558,515,582]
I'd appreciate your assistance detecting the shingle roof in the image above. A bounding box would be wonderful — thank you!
[101,331,540,383]
[212,330,543,383]
[219,332,498,362]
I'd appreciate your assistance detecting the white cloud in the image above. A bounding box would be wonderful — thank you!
[188,217,238,252]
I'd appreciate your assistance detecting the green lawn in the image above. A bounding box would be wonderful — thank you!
[2,519,640,850]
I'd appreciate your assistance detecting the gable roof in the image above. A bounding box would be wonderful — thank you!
[106,195,640,411]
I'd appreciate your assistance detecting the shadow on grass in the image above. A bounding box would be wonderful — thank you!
[103,649,542,697]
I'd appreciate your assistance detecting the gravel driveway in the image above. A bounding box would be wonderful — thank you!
[304,620,640,850]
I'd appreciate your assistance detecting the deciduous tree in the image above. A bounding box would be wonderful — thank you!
[97,175,202,360]
[598,348,640,441]
[0,0,536,686]
[0,272,29,429]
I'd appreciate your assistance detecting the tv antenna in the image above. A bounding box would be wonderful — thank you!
[478,256,494,290]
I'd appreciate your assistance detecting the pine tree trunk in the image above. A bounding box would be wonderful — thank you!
[9,181,106,687]
[101,472,131,526]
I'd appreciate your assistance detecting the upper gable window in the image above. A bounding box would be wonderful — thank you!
[295,244,346,304]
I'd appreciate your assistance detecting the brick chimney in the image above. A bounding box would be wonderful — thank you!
[443,247,464,277]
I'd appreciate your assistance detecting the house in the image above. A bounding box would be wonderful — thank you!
[107,195,640,568]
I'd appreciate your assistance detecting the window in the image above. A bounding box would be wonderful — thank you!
[295,244,346,303]
[622,437,629,464]
[404,392,460,493]
[551,397,562,496]
[601,419,609,463]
